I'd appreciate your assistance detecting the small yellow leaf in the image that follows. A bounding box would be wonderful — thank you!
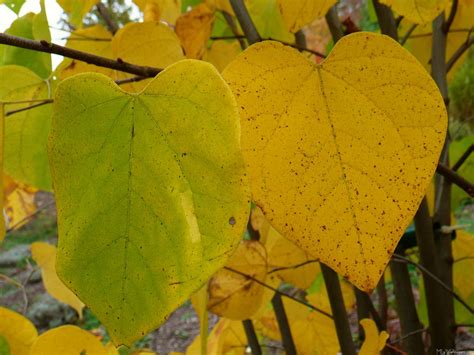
[134,0,182,24]
[359,318,389,355]
[266,227,320,290]
[223,32,447,291]
[29,325,111,355]
[250,206,271,243]
[4,175,37,230]
[203,41,241,72]
[30,242,85,318]
[380,0,449,24]
[277,0,336,32]
[0,307,38,355]
[112,21,185,92]
[176,4,215,59]
[207,240,267,319]
[186,319,246,355]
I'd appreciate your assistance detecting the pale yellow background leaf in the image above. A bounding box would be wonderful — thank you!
[380,0,450,24]
[207,240,267,319]
[30,242,85,318]
[266,227,320,289]
[0,106,4,243]
[223,32,447,291]
[0,307,38,355]
[203,41,241,72]
[57,25,113,79]
[277,0,336,32]
[29,325,111,355]
[112,21,185,92]
[186,319,246,355]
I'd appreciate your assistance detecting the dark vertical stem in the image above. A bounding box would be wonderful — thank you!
[325,6,344,43]
[271,293,297,355]
[389,256,425,354]
[432,12,456,349]
[96,2,119,34]
[320,263,356,355]
[415,198,455,351]
[372,0,399,40]
[242,319,262,355]
[377,274,388,328]
[229,0,261,45]
[354,287,370,342]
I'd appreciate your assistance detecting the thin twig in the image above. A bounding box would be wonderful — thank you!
[223,266,333,319]
[114,76,148,85]
[5,99,53,117]
[452,144,473,171]
[325,6,344,43]
[6,201,55,233]
[400,24,417,45]
[406,28,471,39]
[0,274,29,314]
[392,254,474,314]
[390,328,428,345]
[221,11,247,50]
[443,0,458,34]
[447,33,474,73]
[96,2,119,35]
[436,163,474,197]
[0,33,162,77]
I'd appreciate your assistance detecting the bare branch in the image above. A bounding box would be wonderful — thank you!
[229,0,261,45]
[392,254,474,314]
[447,33,474,73]
[0,33,162,78]
[452,144,473,171]
[443,0,458,34]
[436,163,474,197]
[400,24,417,45]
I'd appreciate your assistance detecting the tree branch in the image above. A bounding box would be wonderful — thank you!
[5,99,53,117]
[0,33,162,77]
[443,0,458,34]
[436,163,474,197]
[452,144,473,171]
[229,0,261,45]
[325,6,344,43]
[447,34,474,73]
[400,24,417,45]
[372,0,398,40]
[96,2,119,35]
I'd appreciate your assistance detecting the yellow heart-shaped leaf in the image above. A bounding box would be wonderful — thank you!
[222,32,447,291]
